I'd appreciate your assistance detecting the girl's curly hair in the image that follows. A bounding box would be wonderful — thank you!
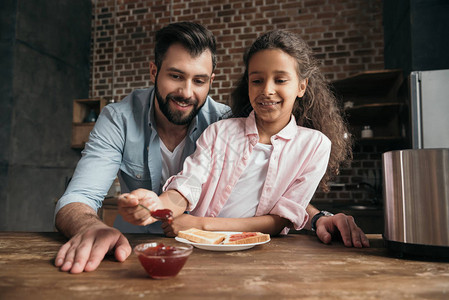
[230,30,352,192]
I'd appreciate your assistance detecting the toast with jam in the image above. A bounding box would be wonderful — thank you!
[222,232,270,245]
[178,228,270,245]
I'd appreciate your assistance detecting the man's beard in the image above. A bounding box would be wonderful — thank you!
[154,82,207,126]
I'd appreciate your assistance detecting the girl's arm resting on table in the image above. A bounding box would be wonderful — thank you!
[200,214,291,236]
[304,204,320,230]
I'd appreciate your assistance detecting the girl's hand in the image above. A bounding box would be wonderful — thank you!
[161,214,204,237]
[117,189,162,226]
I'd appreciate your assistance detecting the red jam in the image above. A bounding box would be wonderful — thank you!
[228,232,257,241]
[136,243,191,279]
[151,209,173,221]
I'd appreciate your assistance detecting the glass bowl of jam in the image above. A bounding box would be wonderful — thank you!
[134,242,193,279]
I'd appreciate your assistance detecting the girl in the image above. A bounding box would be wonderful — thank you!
[120,30,351,236]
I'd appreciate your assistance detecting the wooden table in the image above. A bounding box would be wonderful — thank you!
[1,232,448,299]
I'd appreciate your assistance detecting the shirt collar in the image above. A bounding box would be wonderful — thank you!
[147,87,199,136]
[245,110,298,142]
[148,88,157,129]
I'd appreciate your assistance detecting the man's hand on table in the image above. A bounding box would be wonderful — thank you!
[54,223,131,274]
[315,213,370,248]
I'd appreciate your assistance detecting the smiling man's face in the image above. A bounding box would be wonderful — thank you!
[151,43,215,126]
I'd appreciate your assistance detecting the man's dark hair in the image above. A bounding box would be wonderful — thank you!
[154,22,217,71]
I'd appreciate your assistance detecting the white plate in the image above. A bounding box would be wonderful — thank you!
[174,232,270,252]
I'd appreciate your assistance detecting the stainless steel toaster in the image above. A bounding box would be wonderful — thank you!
[382,148,449,258]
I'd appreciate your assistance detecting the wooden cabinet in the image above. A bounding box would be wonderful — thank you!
[71,98,107,148]
[324,69,410,231]
[332,69,408,148]
[98,197,118,227]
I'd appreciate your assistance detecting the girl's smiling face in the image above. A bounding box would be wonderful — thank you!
[248,49,307,129]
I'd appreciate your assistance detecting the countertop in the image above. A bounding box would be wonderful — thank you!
[0,232,448,299]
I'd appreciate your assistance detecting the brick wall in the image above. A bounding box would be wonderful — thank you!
[90,0,384,103]
[314,143,386,206]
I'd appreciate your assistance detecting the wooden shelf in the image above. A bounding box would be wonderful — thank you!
[355,137,408,150]
[345,102,403,126]
[71,123,95,148]
[358,136,405,141]
[99,197,118,227]
[71,98,107,149]
[331,69,403,102]
[332,69,408,148]
[346,102,403,110]
[72,98,106,123]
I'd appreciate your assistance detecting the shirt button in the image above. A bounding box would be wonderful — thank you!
[226,185,232,191]
[243,154,248,160]
[136,174,141,179]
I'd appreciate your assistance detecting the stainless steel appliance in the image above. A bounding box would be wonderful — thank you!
[383,149,449,258]
[410,69,449,149]
[382,69,449,258]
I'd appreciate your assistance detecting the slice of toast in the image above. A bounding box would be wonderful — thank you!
[222,232,270,245]
[177,228,228,244]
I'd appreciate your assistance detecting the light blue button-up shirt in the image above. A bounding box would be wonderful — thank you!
[55,87,230,233]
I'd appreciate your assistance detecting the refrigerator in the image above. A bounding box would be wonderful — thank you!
[381,69,449,259]
[409,69,449,149]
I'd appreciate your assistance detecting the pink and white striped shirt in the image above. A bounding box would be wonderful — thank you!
[163,111,331,233]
